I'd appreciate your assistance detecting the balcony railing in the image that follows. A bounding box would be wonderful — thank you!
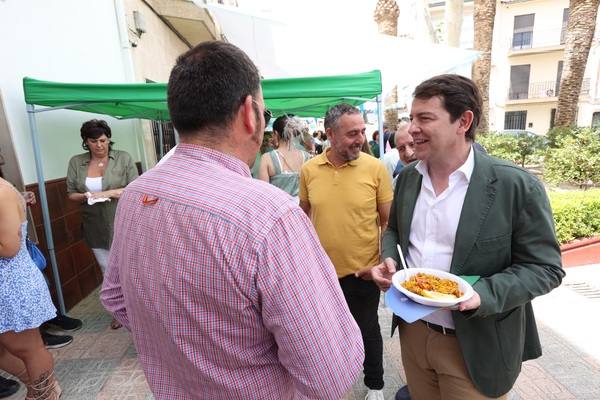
[508,78,591,100]
[510,27,567,50]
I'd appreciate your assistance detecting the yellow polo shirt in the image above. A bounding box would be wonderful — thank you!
[299,151,393,278]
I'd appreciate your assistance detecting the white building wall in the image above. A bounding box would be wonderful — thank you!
[0,0,141,184]
[496,0,568,50]
[429,0,600,134]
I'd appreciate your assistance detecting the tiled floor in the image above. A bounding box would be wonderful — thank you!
[4,265,600,399]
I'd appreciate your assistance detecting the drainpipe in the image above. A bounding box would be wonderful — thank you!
[114,0,136,82]
[114,0,148,170]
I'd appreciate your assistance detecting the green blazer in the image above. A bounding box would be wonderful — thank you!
[382,149,564,397]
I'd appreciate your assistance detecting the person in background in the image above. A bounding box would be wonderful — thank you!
[264,131,277,152]
[382,123,393,150]
[313,130,324,154]
[66,119,138,330]
[271,115,286,150]
[367,74,564,400]
[249,131,276,178]
[361,138,374,156]
[101,41,363,400]
[383,122,409,180]
[369,130,380,158]
[258,117,311,200]
[20,191,81,349]
[300,103,393,400]
[390,127,418,189]
[0,178,61,399]
[321,131,330,150]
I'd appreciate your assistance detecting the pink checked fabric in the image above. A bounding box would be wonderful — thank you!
[100,144,364,399]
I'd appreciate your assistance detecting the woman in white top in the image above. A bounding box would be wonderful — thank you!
[66,119,138,329]
[258,116,311,200]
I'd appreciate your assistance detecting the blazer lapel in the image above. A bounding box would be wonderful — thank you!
[451,151,497,275]
[400,169,422,255]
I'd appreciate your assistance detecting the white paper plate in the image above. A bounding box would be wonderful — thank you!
[392,268,474,307]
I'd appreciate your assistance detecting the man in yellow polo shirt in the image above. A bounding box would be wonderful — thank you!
[299,103,393,400]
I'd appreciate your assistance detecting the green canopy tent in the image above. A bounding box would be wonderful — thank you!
[23,69,381,118]
[22,70,383,314]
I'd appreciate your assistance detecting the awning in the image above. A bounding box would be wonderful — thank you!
[23,69,381,120]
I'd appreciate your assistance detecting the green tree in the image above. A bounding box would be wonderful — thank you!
[478,132,546,167]
[544,128,600,187]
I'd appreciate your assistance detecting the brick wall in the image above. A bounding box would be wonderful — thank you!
[26,178,103,310]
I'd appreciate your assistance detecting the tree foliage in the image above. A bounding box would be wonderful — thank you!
[546,126,576,148]
[544,128,600,187]
[477,132,546,167]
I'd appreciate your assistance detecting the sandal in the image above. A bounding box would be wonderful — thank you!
[26,370,61,400]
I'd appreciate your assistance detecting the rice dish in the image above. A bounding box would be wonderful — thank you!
[401,272,463,299]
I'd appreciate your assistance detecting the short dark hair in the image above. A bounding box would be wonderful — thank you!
[167,41,261,136]
[324,103,361,131]
[272,115,289,137]
[80,119,113,151]
[372,130,379,140]
[413,74,482,141]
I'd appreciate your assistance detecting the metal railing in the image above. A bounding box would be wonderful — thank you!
[508,78,591,100]
[510,26,567,50]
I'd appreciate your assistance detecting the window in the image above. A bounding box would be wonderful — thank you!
[509,65,531,100]
[561,8,569,44]
[592,112,600,129]
[555,61,563,96]
[146,78,176,162]
[151,120,176,162]
[512,14,535,49]
[550,108,556,129]
[505,111,527,130]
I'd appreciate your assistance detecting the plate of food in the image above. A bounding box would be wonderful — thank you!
[391,268,474,307]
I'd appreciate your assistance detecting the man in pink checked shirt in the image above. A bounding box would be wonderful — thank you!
[100,41,364,400]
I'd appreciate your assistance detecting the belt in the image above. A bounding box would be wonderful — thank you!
[421,320,456,335]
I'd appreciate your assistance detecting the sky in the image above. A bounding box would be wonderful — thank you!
[236,0,381,35]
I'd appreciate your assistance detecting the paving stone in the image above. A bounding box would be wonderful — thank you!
[6,279,600,400]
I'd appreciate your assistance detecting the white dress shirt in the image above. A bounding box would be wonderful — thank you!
[407,147,474,329]
[383,148,400,182]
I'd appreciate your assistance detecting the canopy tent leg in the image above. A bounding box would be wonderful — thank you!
[26,104,67,315]
[158,120,164,159]
[376,95,384,160]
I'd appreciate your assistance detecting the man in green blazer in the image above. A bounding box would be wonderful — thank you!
[363,74,564,399]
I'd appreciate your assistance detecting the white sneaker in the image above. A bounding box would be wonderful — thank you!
[365,389,385,400]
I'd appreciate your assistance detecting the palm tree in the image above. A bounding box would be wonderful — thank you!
[374,0,400,132]
[472,0,497,134]
[555,0,600,127]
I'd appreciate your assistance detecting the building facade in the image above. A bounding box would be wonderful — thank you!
[0,0,219,309]
[428,0,600,135]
